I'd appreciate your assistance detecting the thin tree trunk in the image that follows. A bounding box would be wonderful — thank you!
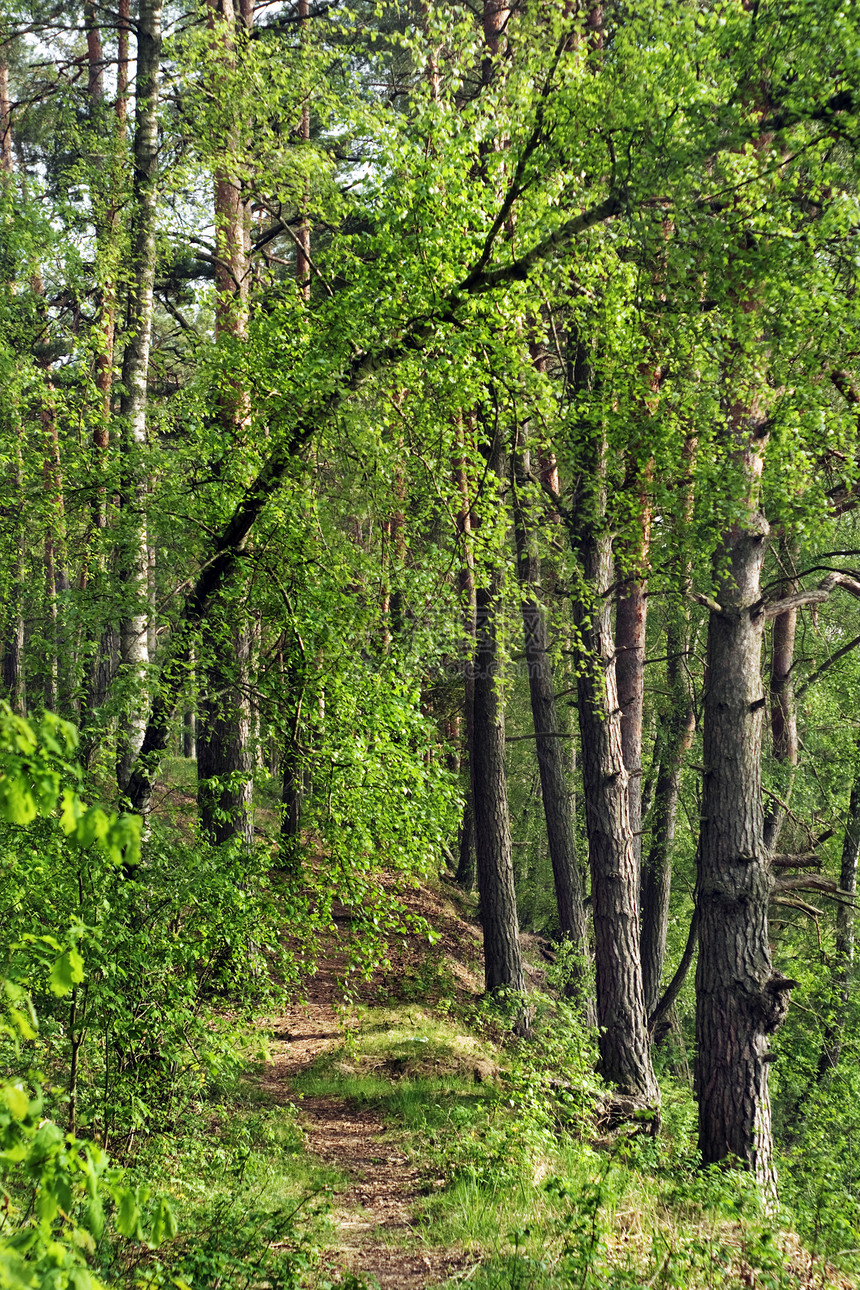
[817,768,860,1078]
[616,466,651,876]
[183,707,196,759]
[195,0,255,843]
[117,0,162,792]
[198,623,253,847]
[39,375,71,714]
[641,608,695,1017]
[2,418,25,714]
[512,436,588,971]
[456,796,476,890]
[763,543,799,853]
[295,0,311,299]
[472,427,524,998]
[0,62,24,712]
[455,413,477,892]
[0,56,12,174]
[280,655,303,860]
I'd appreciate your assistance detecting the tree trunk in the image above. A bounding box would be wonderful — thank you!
[817,767,860,1077]
[80,0,125,731]
[471,428,524,997]
[512,439,588,971]
[195,0,255,844]
[183,707,196,759]
[640,608,695,1017]
[0,64,24,713]
[763,545,799,853]
[280,655,303,861]
[198,622,253,847]
[456,795,476,890]
[616,577,647,875]
[696,437,791,1190]
[615,462,652,878]
[2,417,26,715]
[455,413,478,892]
[575,516,659,1110]
[116,0,162,792]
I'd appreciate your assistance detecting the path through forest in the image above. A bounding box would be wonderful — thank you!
[259,910,476,1289]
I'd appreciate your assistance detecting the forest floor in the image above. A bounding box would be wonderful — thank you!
[239,873,859,1290]
[256,880,511,1289]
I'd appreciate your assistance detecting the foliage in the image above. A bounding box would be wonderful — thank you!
[0,703,175,1289]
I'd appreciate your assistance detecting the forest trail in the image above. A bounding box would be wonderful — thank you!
[259,905,476,1289]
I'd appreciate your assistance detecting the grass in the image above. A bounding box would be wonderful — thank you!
[282,990,855,1290]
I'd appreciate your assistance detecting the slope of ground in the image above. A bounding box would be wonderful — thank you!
[258,884,494,1288]
[246,877,858,1290]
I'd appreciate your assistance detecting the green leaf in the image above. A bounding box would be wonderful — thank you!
[0,1083,28,1121]
[148,1196,178,1247]
[0,775,37,825]
[115,1189,142,1240]
[49,949,84,998]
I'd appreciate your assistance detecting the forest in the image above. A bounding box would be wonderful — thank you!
[2,0,860,1285]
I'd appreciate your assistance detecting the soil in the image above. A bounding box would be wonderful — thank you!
[259,881,489,1289]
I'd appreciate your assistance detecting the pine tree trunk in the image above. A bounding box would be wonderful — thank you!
[576,520,659,1111]
[641,610,695,1017]
[116,0,162,791]
[696,454,791,1190]
[471,430,524,997]
[512,440,587,969]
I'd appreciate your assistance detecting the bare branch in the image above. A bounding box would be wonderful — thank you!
[762,570,860,619]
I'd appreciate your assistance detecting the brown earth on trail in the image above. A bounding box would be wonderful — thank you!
[259,879,488,1289]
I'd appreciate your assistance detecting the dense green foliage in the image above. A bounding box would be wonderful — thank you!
[3,0,860,1283]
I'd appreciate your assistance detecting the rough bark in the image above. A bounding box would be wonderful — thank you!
[116,0,162,791]
[471,429,524,997]
[696,434,790,1190]
[575,517,659,1110]
[616,578,647,872]
[512,439,588,969]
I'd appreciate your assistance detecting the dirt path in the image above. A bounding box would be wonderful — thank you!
[260,925,470,1289]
